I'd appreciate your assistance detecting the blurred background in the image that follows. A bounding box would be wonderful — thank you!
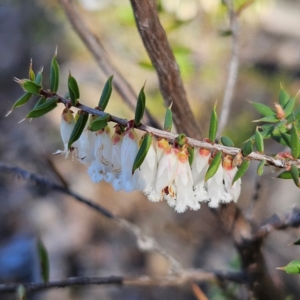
[0,0,300,299]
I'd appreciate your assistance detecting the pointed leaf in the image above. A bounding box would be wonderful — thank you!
[279,131,291,148]
[277,171,293,180]
[221,136,234,147]
[37,238,49,283]
[35,68,43,86]
[164,105,173,132]
[255,127,264,153]
[253,115,279,123]
[23,80,42,95]
[50,53,59,93]
[11,92,32,111]
[33,97,47,109]
[209,102,218,142]
[242,140,253,157]
[98,75,113,111]
[257,160,265,176]
[287,108,300,124]
[205,151,222,181]
[68,72,80,106]
[290,164,299,187]
[89,113,110,132]
[291,123,300,159]
[232,160,250,185]
[132,133,152,174]
[251,102,275,117]
[134,84,146,126]
[68,111,89,149]
[283,97,296,117]
[187,146,194,166]
[29,61,35,82]
[26,97,57,118]
[276,260,300,274]
[279,87,290,107]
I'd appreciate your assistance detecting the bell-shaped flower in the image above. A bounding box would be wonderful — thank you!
[174,147,200,213]
[87,126,112,183]
[119,128,138,192]
[156,138,169,162]
[191,148,210,202]
[207,159,232,208]
[76,126,96,165]
[223,155,241,202]
[155,145,178,201]
[59,108,75,158]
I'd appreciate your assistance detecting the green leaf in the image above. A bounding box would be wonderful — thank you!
[292,238,300,245]
[50,52,59,93]
[279,87,290,107]
[164,105,173,132]
[89,113,110,132]
[257,160,265,176]
[68,72,80,106]
[176,133,187,147]
[277,260,300,274]
[98,75,113,111]
[291,123,300,159]
[29,61,35,82]
[7,92,32,116]
[26,97,58,118]
[37,238,50,283]
[242,140,253,157]
[279,131,291,148]
[251,102,275,117]
[35,68,43,86]
[220,136,234,147]
[134,83,146,126]
[253,115,279,123]
[33,97,47,108]
[23,80,42,95]
[209,102,218,142]
[205,151,222,181]
[232,160,250,185]
[277,171,293,179]
[187,146,194,166]
[290,164,299,187]
[283,97,296,117]
[287,108,300,124]
[132,133,152,174]
[68,112,89,149]
[255,127,264,153]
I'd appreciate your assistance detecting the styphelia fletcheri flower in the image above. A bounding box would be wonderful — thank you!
[57,110,242,213]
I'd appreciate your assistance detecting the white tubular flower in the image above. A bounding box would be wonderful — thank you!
[207,160,232,208]
[174,147,200,213]
[87,127,112,183]
[223,155,241,202]
[155,145,178,201]
[77,128,96,165]
[136,141,160,202]
[156,138,169,162]
[120,128,138,192]
[59,108,75,158]
[106,126,123,184]
[191,148,210,202]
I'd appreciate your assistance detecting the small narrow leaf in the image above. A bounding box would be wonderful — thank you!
[26,97,57,118]
[50,53,59,93]
[279,131,291,148]
[98,75,113,111]
[209,102,218,142]
[283,97,296,117]
[255,127,264,153]
[276,260,300,274]
[252,115,279,123]
[290,164,299,187]
[232,160,250,185]
[23,80,42,95]
[68,111,89,149]
[277,171,293,180]
[6,92,32,116]
[68,72,80,106]
[257,160,265,176]
[187,146,194,166]
[242,140,253,157]
[287,108,300,124]
[251,102,275,117]
[33,97,47,108]
[29,60,35,82]
[37,238,50,283]
[164,104,173,132]
[221,136,234,147]
[35,68,43,86]
[134,83,146,126]
[279,87,290,107]
[132,133,152,174]
[205,151,222,181]
[89,113,110,132]
[291,123,300,159]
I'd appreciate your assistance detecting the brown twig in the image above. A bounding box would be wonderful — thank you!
[0,269,246,293]
[58,0,160,128]
[217,0,240,137]
[129,0,202,139]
